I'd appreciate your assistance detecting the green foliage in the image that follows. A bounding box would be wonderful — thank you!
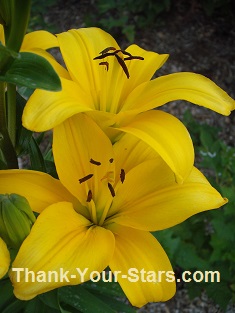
[154,110,235,310]
[29,0,59,32]
[85,0,171,42]
[0,278,134,313]
[0,52,61,91]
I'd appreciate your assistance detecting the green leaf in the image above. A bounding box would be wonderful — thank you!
[0,42,19,59]
[24,296,60,313]
[2,298,26,313]
[93,294,135,313]
[84,279,125,298]
[174,242,208,270]
[0,52,61,91]
[28,136,46,172]
[59,285,116,313]
[0,278,14,311]
[39,289,65,312]
[206,282,231,310]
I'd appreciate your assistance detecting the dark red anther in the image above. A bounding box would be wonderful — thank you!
[86,190,92,202]
[79,174,93,184]
[108,183,115,197]
[120,169,125,183]
[90,158,101,166]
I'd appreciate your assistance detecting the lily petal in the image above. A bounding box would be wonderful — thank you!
[122,72,235,115]
[57,27,119,94]
[0,237,10,278]
[21,30,58,51]
[53,114,114,207]
[22,78,93,131]
[0,24,5,44]
[10,202,115,300]
[25,49,70,80]
[107,224,175,307]
[116,45,168,112]
[110,159,227,231]
[113,133,159,177]
[117,110,194,182]
[0,170,78,213]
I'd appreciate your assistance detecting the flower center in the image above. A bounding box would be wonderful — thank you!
[78,157,125,225]
[93,47,144,79]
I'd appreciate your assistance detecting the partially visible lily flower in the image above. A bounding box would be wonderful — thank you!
[0,237,10,278]
[0,24,67,77]
[22,27,235,182]
[0,114,227,307]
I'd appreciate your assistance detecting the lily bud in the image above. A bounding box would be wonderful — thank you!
[0,194,36,249]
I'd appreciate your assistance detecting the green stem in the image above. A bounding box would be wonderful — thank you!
[7,83,16,146]
[0,82,18,168]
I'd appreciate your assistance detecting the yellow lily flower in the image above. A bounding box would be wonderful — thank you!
[0,237,10,278]
[22,27,235,182]
[0,114,226,307]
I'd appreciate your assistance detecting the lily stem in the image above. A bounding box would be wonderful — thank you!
[7,83,16,147]
[0,82,18,168]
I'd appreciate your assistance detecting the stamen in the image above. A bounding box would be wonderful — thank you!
[114,54,130,79]
[93,47,144,79]
[79,174,93,184]
[108,183,115,197]
[120,169,125,183]
[109,158,114,163]
[99,61,109,71]
[124,56,144,61]
[93,53,116,60]
[90,158,101,166]
[100,47,116,54]
[86,190,92,202]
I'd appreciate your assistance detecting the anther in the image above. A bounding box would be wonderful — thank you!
[99,61,109,71]
[120,169,125,183]
[90,158,101,166]
[93,47,144,79]
[100,47,116,55]
[86,190,92,202]
[108,183,115,197]
[79,174,93,184]
[114,54,130,79]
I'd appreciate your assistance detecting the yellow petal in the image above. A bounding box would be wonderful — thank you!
[10,202,115,300]
[21,30,58,51]
[25,48,70,80]
[113,132,159,178]
[0,24,5,44]
[115,45,168,111]
[57,27,118,96]
[110,160,227,231]
[122,72,235,115]
[117,110,194,182]
[53,114,115,208]
[107,224,175,307]
[0,237,10,278]
[23,78,93,132]
[0,169,78,213]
